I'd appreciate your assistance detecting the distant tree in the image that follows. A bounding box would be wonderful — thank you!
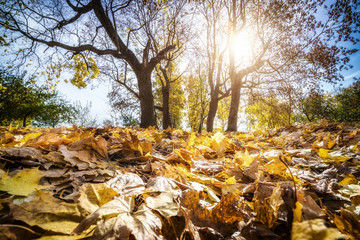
[102,119,113,128]
[246,92,290,129]
[195,0,229,132]
[298,80,360,123]
[0,69,77,127]
[185,67,209,132]
[155,61,186,129]
[334,80,360,122]
[71,101,99,128]
[297,92,335,123]
[108,86,140,127]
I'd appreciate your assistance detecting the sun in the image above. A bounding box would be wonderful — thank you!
[231,30,254,63]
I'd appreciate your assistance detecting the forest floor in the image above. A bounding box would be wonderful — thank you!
[0,120,359,240]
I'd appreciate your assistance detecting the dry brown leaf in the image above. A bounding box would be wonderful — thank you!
[106,172,145,196]
[10,190,82,234]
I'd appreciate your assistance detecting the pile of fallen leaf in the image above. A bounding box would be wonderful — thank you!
[0,119,359,240]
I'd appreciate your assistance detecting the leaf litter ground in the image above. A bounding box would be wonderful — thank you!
[0,120,359,240]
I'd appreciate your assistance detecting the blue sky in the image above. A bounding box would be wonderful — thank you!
[343,51,360,84]
[56,79,112,126]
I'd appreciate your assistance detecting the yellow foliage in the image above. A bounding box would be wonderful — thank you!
[44,54,100,89]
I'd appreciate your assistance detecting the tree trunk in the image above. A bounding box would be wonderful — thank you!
[206,91,219,132]
[23,110,32,127]
[162,84,171,129]
[198,111,204,133]
[137,70,156,128]
[206,56,223,132]
[226,0,238,132]
[227,80,241,132]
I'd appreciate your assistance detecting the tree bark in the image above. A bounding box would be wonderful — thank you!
[206,54,224,132]
[162,84,171,129]
[206,90,219,132]
[227,79,241,132]
[137,70,156,128]
[23,110,32,127]
[198,111,204,133]
[227,0,238,132]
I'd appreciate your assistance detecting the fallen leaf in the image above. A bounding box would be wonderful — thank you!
[10,191,82,234]
[291,218,349,240]
[0,168,47,196]
[73,194,174,240]
[319,148,330,159]
[106,172,145,196]
[144,192,179,218]
[77,182,119,214]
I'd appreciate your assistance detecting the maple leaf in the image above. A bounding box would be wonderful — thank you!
[77,182,119,214]
[73,192,179,240]
[0,168,47,196]
[9,191,82,234]
[106,172,146,196]
[253,182,284,228]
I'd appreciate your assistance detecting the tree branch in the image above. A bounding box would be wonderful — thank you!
[149,44,176,69]
[56,1,94,29]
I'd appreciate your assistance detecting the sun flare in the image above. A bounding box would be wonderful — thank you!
[231,30,253,63]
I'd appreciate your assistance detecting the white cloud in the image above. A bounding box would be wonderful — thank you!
[344,70,360,80]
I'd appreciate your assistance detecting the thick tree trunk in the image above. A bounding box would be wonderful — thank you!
[206,58,223,132]
[162,85,171,129]
[227,80,241,132]
[137,70,156,128]
[206,92,219,132]
[226,0,238,132]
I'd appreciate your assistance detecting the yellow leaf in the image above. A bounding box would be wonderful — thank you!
[186,131,196,149]
[253,182,284,228]
[77,183,119,214]
[0,168,47,196]
[222,176,238,195]
[291,219,349,240]
[225,176,237,184]
[339,174,358,186]
[144,192,179,218]
[293,201,302,223]
[263,156,287,176]
[10,191,82,234]
[73,194,172,239]
[318,148,330,159]
[327,139,336,149]
[235,149,255,168]
[21,132,43,145]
